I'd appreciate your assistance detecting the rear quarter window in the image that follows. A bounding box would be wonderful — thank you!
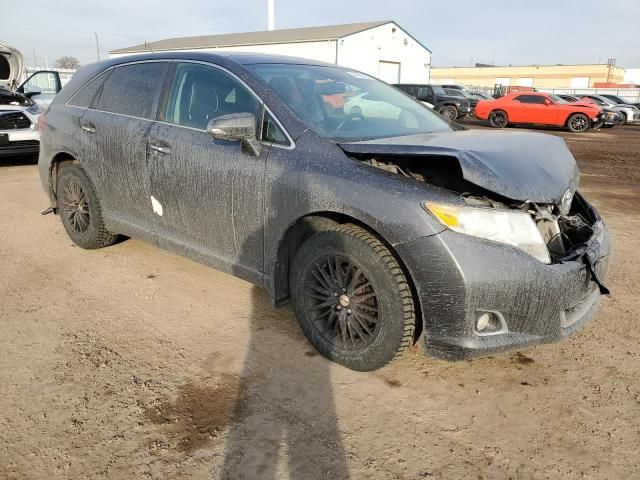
[95,62,167,119]
[67,70,111,108]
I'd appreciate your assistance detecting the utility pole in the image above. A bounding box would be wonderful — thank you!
[32,49,38,68]
[95,32,100,61]
[267,0,275,31]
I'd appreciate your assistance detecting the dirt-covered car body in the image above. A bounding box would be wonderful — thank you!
[475,92,602,131]
[39,52,611,363]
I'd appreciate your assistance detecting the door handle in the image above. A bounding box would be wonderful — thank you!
[80,121,96,133]
[149,142,171,155]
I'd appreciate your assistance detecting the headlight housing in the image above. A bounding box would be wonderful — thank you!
[424,202,551,264]
[26,103,42,115]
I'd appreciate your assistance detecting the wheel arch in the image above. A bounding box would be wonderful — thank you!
[48,151,79,208]
[270,211,424,343]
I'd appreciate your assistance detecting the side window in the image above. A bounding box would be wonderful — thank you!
[164,63,260,130]
[262,111,289,146]
[68,70,111,108]
[417,86,432,97]
[514,95,545,104]
[96,62,167,119]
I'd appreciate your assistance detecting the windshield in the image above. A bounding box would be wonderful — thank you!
[548,94,569,104]
[249,64,452,141]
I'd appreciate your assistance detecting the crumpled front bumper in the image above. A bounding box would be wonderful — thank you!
[395,216,612,361]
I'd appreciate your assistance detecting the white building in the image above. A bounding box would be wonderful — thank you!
[109,21,431,84]
[624,68,640,85]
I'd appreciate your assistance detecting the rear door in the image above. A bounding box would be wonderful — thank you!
[79,61,169,233]
[145,61,267,276]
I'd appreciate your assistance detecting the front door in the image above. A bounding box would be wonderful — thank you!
[146,62,266,279]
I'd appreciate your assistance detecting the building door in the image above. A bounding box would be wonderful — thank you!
[378,61,400,84]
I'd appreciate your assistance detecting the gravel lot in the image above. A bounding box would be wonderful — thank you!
[1,125,639,479]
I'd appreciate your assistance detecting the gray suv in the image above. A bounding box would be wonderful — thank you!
[38,52,611,371]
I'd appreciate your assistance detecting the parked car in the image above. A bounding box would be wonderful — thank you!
[558,94,624,128]
[475,92,603,133]
[393,83,471,120]
[1,42,62,157]
[467,91,494,101]
[599,94,640,110]
[575,94,640,125]
[343,91,402,119]
[440,84,468,91]
[39,52,611,371]
[443,87,480,109]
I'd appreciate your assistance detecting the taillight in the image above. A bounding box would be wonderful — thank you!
[37,111,47,130]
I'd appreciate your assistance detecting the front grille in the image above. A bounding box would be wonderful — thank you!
[0,111,32,130]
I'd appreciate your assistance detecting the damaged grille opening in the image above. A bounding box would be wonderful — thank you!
[350,154,597,263]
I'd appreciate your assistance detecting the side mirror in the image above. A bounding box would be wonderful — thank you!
[24,87,43,98]
[207,112,260,156]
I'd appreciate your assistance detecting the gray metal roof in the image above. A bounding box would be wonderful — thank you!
[110,21,394,54]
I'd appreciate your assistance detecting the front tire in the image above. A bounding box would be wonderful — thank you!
[290,224,416,371]
[567,113,590,133]
[57,163,118,249]
[439,105,458,121]
[488,110,508,128]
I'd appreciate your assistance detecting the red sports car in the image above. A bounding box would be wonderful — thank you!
[475,92,602,133]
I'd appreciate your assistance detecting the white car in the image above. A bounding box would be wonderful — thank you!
[578,94,640,125]
[1,42,61,157]
[343,92,402,120]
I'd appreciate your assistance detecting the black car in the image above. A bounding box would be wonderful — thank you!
[558,94,624,128]
[38,53,611,371]
[443,87,481,109]
[393,83,471,120]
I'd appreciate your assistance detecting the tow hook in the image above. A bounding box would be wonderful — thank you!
[41,207,54,215]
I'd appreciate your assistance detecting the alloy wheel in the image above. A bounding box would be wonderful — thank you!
[569,114,589,132]
[61,178,90,234]
[304,255,380,350]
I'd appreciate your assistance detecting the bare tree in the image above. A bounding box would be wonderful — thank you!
[54,56,80,69]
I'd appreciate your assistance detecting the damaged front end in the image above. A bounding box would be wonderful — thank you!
[340,131,611,359]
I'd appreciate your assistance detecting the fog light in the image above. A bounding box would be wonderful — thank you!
[476,313,491,332]
[475,311,506,335]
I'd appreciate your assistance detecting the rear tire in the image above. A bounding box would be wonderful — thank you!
[566,113,590,133]
[290,224,416,371]
[57,163,118,249]
[488,110,508,128]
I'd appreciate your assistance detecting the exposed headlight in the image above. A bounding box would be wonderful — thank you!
[424,202,551,264]
[26,103,42,115]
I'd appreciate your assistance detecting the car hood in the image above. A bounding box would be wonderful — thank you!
[0,42,23,90]
[339,129,579,205]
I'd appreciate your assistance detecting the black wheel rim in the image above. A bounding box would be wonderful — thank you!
[304,255,379,350]
[570,115,588,132]
[491,112,506,127]
[61,178,90,234]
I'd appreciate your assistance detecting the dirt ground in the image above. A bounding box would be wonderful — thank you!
[1,124,639,480]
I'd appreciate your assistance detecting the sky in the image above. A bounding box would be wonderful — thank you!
[1,0,639,68]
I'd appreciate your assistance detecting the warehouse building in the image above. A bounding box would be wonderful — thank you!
[110,21,432,84]
[431,63,625,89]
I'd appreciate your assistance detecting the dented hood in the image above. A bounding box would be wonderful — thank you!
[339,129,579,205]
